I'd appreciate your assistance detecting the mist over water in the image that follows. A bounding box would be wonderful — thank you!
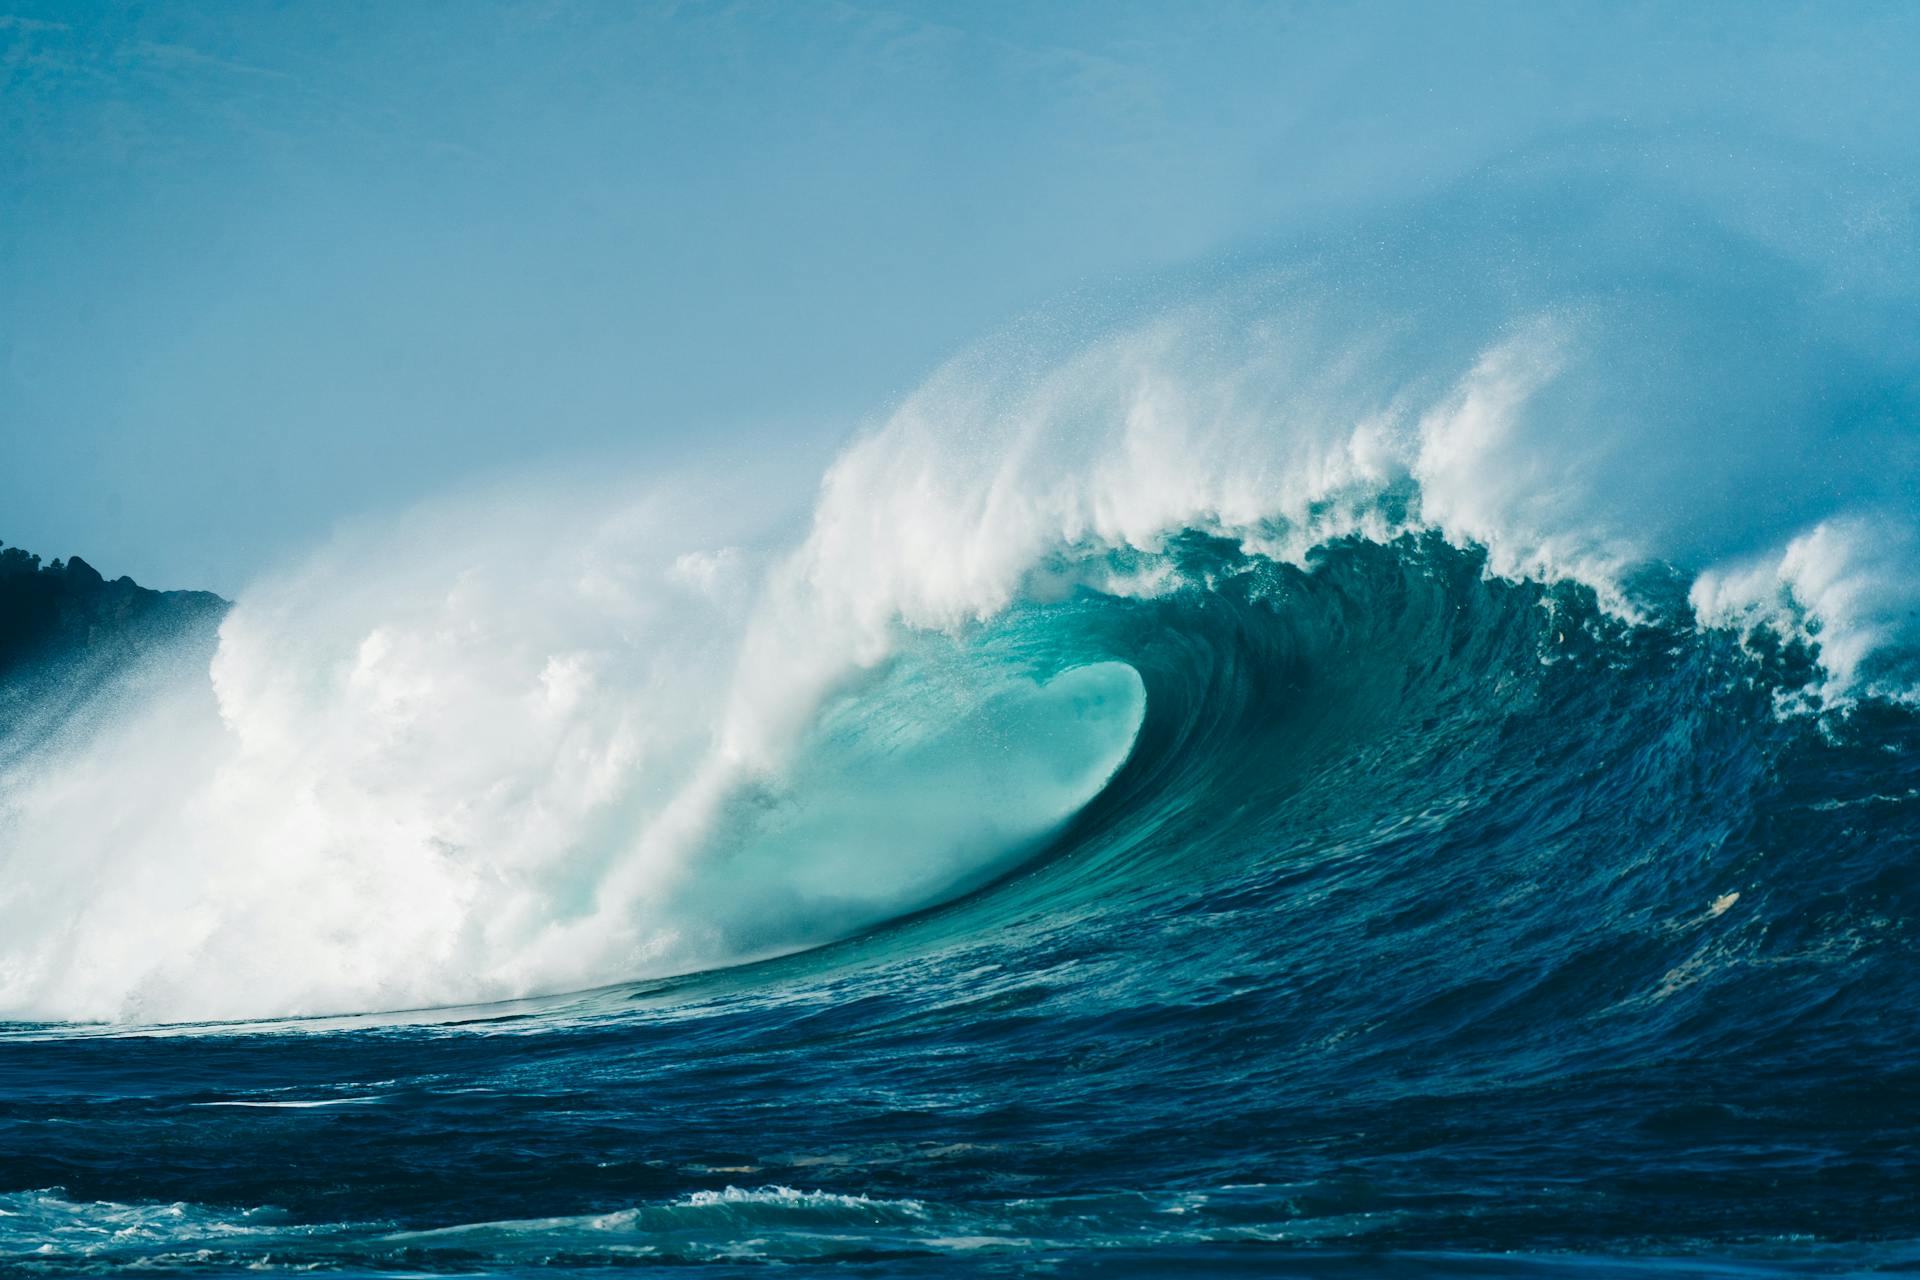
[4,136,1917,1025]
[0,478,1143,1021]
[3,6,1919,1275]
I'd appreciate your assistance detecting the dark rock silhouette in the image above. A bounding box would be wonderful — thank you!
[0,541,228,683]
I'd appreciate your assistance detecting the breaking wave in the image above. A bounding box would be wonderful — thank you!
[1,153,1917,1024]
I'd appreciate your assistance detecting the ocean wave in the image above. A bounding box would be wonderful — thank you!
[1,160,1916,1024]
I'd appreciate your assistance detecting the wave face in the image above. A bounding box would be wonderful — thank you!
[2,160,1919,1272]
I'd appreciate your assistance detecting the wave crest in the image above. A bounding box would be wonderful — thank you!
[2,162,1916,1023]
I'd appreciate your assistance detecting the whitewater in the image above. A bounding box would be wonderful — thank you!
[3,149,1914,1024]
[1,142,1918,1275]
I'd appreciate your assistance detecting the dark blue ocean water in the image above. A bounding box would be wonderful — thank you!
[3,537,1916,1276]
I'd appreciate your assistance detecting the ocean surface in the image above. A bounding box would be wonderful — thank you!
[3,158,1919,1275]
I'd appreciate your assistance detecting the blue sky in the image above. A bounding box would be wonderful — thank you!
[4,1,1917,592]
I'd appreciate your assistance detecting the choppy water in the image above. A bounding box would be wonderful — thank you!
[5,536,1918,1275]
[3,158,1919,1275]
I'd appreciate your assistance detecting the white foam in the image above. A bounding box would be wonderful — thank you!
[0,472,1143,1022]
[1,164,1913,1023]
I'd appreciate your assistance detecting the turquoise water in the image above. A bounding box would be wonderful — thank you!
[3,536,1918,1275]
[3,161,1919,1273]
